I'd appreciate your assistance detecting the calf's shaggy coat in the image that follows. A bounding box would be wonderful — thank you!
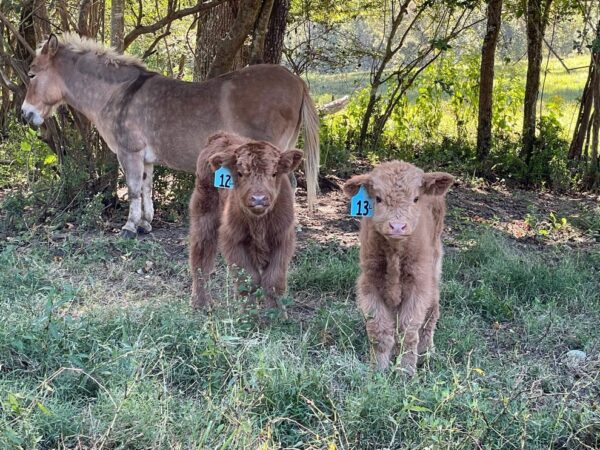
[189,132,303,315]
[344,161,454,375]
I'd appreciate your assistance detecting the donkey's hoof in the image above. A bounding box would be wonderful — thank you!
[120,229,137,239]
[137,226,151,235]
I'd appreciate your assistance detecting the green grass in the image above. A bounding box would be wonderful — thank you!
[1,227,599,449]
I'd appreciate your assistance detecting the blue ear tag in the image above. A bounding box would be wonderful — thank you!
[214,166,234,189]
[350,185,374,217]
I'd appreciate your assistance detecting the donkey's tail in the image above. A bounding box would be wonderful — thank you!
[301,83,320,213]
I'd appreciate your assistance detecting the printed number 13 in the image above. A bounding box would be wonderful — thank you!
[356,200,371,216]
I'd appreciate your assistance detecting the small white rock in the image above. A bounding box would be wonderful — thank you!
[565,350,587,368]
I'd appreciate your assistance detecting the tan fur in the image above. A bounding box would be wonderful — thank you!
[189,132,302,317]
[23,34,319,235]
[344,161,454,375]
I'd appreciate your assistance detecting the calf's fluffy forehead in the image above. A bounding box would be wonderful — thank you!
[370,161,424,194]
[235,143,281,172]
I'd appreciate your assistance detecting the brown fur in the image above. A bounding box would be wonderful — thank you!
[22,33,319,236]
[189,132,302,316]
[343,161,454,375]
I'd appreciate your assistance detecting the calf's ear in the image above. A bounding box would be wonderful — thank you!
[421,172,455,196]
[278,149,304,173]
[41,34,59,57]
[208,151,236,171]
[206,132,243,170]
[343,174,372,198]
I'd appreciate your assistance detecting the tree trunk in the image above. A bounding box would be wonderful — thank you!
[207,0,263,78]
[110,0,124,52]
[194,1,238,81]
[476,0,503,162]
[521,0,553,164]
[249,0,275,64]
[263,0,289,64]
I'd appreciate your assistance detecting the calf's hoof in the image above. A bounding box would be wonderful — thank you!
[190,293,212,310]
[120,228,137,239]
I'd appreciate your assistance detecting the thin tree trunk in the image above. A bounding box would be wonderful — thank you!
[110,0,124,52]
[476,0,503,162]
[521,0,553,164]
[568,63,594,160]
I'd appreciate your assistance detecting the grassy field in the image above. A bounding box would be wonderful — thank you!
[308,54,591,139]
[1,188,599,449]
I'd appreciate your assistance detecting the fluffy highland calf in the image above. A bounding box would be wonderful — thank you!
[344,161,454,375]
[189,132,303,316]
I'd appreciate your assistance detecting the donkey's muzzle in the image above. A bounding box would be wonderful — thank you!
[20,103,44,126]
[21,109,34,123]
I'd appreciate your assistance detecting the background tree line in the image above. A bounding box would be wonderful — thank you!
[0,0,599,230]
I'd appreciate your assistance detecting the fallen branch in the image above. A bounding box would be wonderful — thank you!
[318,95,350,116]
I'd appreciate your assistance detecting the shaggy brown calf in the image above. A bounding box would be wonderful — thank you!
[344,161,454,375]
[189,132,303,315]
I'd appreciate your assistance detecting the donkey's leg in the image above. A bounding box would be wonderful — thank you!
[138,162,154,234]
[118,150,145,238]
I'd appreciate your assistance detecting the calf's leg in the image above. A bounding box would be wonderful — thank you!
[189,187,220,309]
[261,244,293,319]
[417,300,440,366]
[397,284,431,376]
[358,280,396,371]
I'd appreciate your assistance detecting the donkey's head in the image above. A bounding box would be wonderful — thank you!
[343,161,454,239]
[208,133,303,216]
[21,35,65,126]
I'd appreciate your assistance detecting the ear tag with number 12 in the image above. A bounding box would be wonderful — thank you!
[350,185,374,217]
[214,166,234,189]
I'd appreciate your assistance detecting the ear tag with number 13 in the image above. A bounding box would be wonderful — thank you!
[350,185,374,217]
[214,166,234,189]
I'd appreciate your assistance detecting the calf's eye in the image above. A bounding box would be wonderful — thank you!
[376,196,382,203]
[28,73,35,79]
[414,196,419,203]
[272,173,277,178]
[237,172,243,177]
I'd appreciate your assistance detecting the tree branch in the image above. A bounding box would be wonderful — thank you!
[0,10,36,57]
[123,0,229,50]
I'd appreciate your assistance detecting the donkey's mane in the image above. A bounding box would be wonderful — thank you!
[38,33,146,69]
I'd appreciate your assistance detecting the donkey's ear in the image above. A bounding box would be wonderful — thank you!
[278,149,303,173]
[343,174,372,198]
[42,34,59,57]
[421,172,455,196]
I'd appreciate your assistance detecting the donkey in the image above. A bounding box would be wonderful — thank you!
[21,33,319,238]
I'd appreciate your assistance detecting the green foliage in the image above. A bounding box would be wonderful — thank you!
[528,112,572,190]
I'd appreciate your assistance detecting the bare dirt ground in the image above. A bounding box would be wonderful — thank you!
[121,177,600,261]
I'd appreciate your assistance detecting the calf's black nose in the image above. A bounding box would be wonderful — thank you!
[251,194,267,206]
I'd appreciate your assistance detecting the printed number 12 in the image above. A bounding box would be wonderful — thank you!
[219,174,231,188]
